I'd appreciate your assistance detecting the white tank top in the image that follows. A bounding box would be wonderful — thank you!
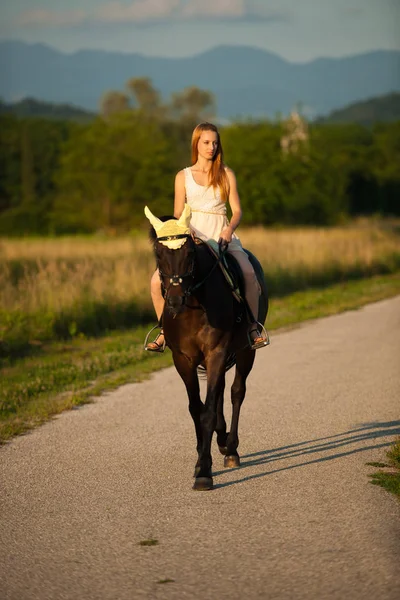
[184,167,241,247]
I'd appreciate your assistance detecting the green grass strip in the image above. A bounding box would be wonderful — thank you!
[1,272,400,444]
[368,439,400,500]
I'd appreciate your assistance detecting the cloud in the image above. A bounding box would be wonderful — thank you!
[181,0,245,19]
[16,0,289,28]
[95,0,180,23]
[17,9,87,28]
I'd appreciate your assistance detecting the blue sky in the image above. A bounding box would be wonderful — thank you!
[1,0,399,62]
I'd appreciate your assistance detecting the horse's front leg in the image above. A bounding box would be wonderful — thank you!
[172,351,203,477]
[193,353,227,491]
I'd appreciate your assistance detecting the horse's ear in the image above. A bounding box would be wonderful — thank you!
[144,206,163,233]
[177,204,192,228]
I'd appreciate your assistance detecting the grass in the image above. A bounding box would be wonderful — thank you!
[1,220,399,360]
[241,219,400,296]
[0,325,173,442]
[368,440,400,500]
[269,272,400,328]
[1,271,399,444]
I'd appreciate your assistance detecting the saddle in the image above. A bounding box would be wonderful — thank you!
[197,238,255,322]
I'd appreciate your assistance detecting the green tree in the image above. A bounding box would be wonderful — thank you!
[126,77,164,119]
[0,116,74,234]
[223,121,350,225]
[100,91,130,118]
[52,113,177,233]
[169,86,215,125]
[371,122,400,215]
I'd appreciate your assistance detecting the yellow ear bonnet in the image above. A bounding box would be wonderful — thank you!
[144,205,192,249]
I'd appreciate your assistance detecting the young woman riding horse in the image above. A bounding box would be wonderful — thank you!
[144,122,269,491]
[145,202,269,490]
[146,121,269,352]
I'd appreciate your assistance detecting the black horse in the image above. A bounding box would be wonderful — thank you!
[149,218,268,491]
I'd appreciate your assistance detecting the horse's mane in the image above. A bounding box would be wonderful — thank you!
[148,215,176,243]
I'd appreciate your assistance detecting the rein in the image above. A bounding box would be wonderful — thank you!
[186,248,226,296]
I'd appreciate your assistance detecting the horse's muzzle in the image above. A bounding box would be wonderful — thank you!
[166,295,185,316]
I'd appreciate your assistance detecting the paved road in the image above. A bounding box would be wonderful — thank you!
[1,296,400,600]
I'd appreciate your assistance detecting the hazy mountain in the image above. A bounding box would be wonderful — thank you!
[317,92,400,126]
[1,41,399,119]
[0,96,95,121]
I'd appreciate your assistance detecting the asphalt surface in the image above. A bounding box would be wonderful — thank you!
[1,296,400,600]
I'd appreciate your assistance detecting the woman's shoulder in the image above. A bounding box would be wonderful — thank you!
[175,169,187,192]
[224,165,236,180]
[175,168,187,180]
[177,167,192,176]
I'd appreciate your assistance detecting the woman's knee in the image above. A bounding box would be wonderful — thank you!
[151,270,161,291]
[233,254,260,293]
[243,268,258,291]
[232,253,256,280]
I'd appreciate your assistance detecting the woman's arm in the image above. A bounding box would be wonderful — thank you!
[173,170,186,218]
[219,167,242,244]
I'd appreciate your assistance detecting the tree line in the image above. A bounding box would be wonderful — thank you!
[0,78,399,236]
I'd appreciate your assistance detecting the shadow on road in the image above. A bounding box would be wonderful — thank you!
[213,420,400,489]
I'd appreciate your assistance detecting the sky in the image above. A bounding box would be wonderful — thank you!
[0,0,399,62]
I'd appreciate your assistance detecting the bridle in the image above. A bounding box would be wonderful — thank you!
[156,234,195,300]
[156,234,227,305]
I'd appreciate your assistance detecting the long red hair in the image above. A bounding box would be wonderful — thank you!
[191,122,230,201]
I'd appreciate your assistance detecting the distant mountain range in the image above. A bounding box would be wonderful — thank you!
[2,92,400,127]
[0,97,95,121]
[1,41,399,119]
[317,92,400,126]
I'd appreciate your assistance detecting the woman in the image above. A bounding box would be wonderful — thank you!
[146,121,268,352]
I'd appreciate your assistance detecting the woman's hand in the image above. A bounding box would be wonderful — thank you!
[218,225,233,245]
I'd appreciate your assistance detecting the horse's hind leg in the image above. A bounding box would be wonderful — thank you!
[216,387,228,455]
[225,349,255,468]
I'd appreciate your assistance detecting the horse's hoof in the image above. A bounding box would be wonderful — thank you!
[224,455,240,468]
[193,466,201,478]
[192,477,213,491]
[218,445,228,456]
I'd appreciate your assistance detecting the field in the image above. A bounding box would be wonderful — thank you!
[1,219,400,442]
[1,219,400,361]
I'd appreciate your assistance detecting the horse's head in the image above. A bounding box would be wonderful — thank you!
[145,205,196,316]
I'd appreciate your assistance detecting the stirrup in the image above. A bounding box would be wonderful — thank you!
[248,321,270,350]
[144,325,166,353]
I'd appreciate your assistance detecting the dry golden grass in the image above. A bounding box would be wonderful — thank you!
[240,223,400,273]
[1,222,399,317]
[0,236,142,260]
[1,238,154,314]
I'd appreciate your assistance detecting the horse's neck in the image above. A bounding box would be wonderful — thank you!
[194,244,216,279]
[194,245,232,309]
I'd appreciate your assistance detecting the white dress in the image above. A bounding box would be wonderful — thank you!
[184,167,243,252]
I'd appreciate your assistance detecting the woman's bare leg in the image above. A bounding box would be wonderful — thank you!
[146,270,165,350]
[227,249,266,347]
[228,249,259,320]
[151,269,164,321]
